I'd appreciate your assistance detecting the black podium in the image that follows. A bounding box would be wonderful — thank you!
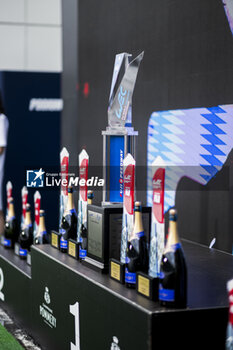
[0,240,232,349]
[0,245,32,332]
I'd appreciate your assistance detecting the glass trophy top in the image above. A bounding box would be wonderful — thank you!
[107,51,144,130]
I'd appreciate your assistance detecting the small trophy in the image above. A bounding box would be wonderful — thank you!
[102,52,143,204]
[1,181,13,246]
[77,149,89,258]
[68,149,89,260]
[21,186,28,229]
[19,203,33,261]
[51,147,69,250]
[4,197,19,250]
[5,181,13,222]
[33,191,41,241]
[148,156,165,278]
[109,153,152,283]
[110,153,135,283]
[136,156,165,301]
[59,147,69,250]
[120,153,135,264]
[59,147,69,229]
[14,186,28,255]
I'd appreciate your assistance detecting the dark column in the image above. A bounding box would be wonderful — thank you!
[61,0,79,166]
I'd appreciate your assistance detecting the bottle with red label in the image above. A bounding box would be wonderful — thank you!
[226,279,233,350]
[159,209,187,308]
[125,201,148,288]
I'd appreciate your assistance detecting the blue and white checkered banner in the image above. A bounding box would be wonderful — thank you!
[147,105,233,212]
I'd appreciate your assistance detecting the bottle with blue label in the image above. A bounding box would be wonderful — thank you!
[34,210,49,245]
[159,209,187,308]
[19,203,33,258]
[125,201,148,288]
[60,187,77,253]
[4,197,18,249]
[79,190,93,260]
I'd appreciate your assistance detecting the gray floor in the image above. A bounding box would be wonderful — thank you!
[0,307,41,350]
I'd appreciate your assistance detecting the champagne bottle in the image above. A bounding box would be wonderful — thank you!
[79,190,93,260]
[159,209,187,308]
[19,203,33,258]
[34,210,49,245]
[125,201,148,288]
[60,187,77,253]
[4,197,18,248]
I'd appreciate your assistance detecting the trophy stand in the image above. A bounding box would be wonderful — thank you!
[102,125,138,205]
[84,52,144,273]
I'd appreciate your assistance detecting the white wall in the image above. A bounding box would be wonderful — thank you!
[0,0,62,71]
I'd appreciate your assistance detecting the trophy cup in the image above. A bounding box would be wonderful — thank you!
[5,181,12,221]
[68,149,89,260]
[83,52,144,273]
[83,52,153,274]
[1,181,13,246]
[109,153,151,283]
[33,191,41,241]
[77,149,89,259]
[51,147,69,250]
[110,153,135,282]
[120,153,135,264]
[136,156,165,300]
[21,186,28,229]
[102,51,143,204]
[13,186,28,256]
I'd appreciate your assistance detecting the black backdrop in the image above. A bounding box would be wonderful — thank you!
[62,0,233,252]
[0,72,60,233]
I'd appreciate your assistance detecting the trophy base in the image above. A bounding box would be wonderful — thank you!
[86,204,123,271]
[19,247,28,259]
[67,239,80,260]
[2,237,13,249]
[101,201,122,206]
[0,235,13,249]
[109,258,125,284]
[14,242,20,256]
[27,252,31,266]
[0,235,4,246]
[136,272,159,301]
[82,256,108,273]
[51,230,61,250]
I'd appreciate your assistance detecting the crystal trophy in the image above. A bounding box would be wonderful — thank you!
[102,52,143,204]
